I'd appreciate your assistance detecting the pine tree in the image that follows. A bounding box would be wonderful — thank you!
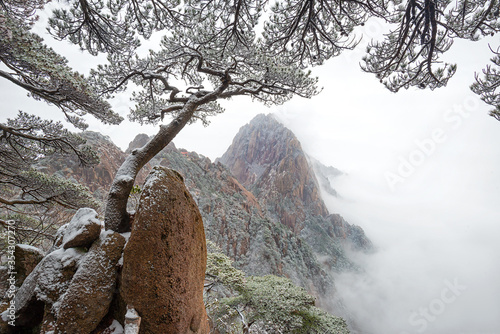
[0,0,120,248]
[1,0,499,234]
[205,248,349,333]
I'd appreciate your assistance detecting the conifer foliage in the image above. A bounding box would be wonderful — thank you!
[0,111,99,251]
[205,248,349,333]
[1,0,499,234]
[0,0,113,246]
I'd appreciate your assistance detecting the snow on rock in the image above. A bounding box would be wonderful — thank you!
[1,210,126,333]
[49,223,69,252]
[124,306,139,320]
[61,208,103,249]
[15,244,44,286]
[40,303,58,333]
[117,232,131,266]
[120,166,209,334]
[124,322,140,334]
[124,306,141,334]
[55,231,125,334]
[36,248,86,305]
[16,244,45,254]
[120,232,131,242]
[107,319,124,334]
[1,247,85,328]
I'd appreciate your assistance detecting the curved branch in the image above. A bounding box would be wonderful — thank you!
[0,123,92,166]
[0,219,56,240]
[104,100,200,232]
[0,196,53,206]
[0,69,59,99]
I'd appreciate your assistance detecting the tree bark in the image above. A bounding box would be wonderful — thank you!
[104,102,197,232]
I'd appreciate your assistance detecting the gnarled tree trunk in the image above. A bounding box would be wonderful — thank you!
[104,102,197,232]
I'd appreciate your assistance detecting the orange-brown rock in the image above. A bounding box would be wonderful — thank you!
[39,132,151,203]
[40,305,56,334]
[121,166,209,334]
[55,231,125,334]
[39,132,124,199]
[219,114,328,233]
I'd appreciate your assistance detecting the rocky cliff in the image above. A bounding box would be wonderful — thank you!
[36,114,371,309]
[121,167,209,334]
[37,131,150,205]
[121,114,371,307]
[125,135,333,298]
[37,132,123,204]
[219,114,329,232]
[219,114,372,266]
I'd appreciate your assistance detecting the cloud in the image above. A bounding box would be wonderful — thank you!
[272,34,500,333]
[312,150,500,334]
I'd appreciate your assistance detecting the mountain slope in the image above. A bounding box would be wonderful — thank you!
[39,115,371,314]
[38,131,150,205]
[142,146,334,297]
[219,114,372,270]
[219,114,328,231]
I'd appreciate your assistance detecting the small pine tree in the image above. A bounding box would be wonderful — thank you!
[205,248,350,334]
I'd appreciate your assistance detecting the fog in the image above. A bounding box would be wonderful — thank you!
[270,36,500,333]
[319,168,500,333]
[277,108,500,333]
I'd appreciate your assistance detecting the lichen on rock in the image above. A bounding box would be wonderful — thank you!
[121,166,209,334]
[55,231,125,334]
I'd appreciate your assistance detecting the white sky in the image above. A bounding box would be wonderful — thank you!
[1,13,500,334]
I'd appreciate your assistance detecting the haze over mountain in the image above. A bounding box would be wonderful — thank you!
[38,113,372,329]
[37,112,500,333]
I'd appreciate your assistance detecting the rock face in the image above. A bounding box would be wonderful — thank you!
[38,131,150,203]
[60,208,102,249]
[56,231,125,334]
[26,114,371,326]
[143,139,333,297]
[121,166,209,334]
[7,247,84,328]
[219,114,328,226]
[219,114,372,260]
[14,244,44,286]
[123,115,372,305]
[2,209,123,334]
[38,132,125,202]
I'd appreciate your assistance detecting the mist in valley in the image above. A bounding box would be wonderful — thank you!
[323,170,500,334]
[260,33,500,334]
[275,95,500,333]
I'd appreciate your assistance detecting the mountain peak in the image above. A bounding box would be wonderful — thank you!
[219,113,372,254]
[219,113,329,231]
[248,112,280,126]
[219,113,306,186]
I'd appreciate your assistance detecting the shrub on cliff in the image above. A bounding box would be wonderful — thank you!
[205,248,349,334]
